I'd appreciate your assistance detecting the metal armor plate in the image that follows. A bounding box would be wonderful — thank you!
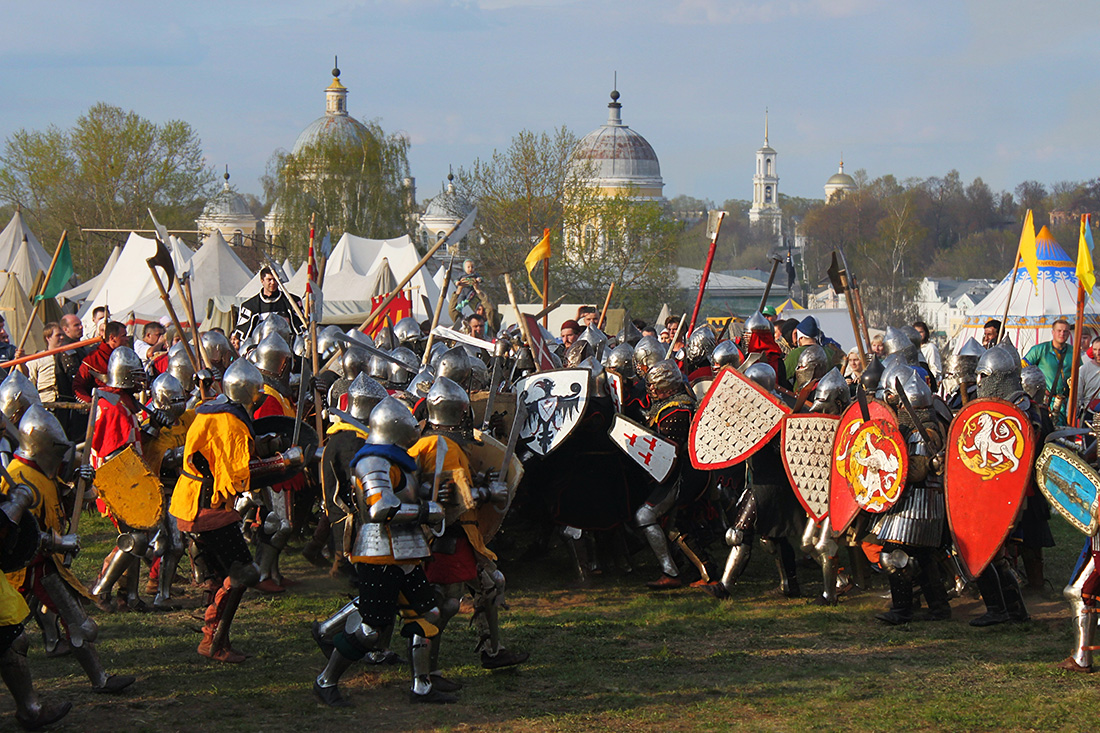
[829,398,896,532]
[781,413,841,522]
[608,414,678,484]
[1035,442,1100,536]
[515,369,590,456]
[945,397,1036,575]
[94,445,164,530]
[389,523,431,561]
[251,415,319,488]
[689,366,790,470]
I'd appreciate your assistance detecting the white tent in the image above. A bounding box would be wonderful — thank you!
[0,211,52,294]
[127,230,253,328]
[954,225,1100,353]
[79,232,194,328]
[57,245,121,304]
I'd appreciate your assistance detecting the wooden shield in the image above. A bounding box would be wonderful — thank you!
[94,445,163,530]
[689,366,790,470]
[829,399,897,532]
[515,369,590,456]
[945,398,1036,576]
[781,413,840,522]
[608,414,678,483]
[468,430,525,543]
[1035,442,1100,536]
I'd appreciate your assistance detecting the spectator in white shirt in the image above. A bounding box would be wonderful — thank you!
[27,322,64,403]
[913,320,943,381]
[1076,336,1100,414]
[134,322,167,363]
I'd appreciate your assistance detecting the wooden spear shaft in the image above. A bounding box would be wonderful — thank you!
[0,336,100,370]
[597,282,616,330]
[1069,281,1086,427]
[421,263,454,366]
[146,262,200,374]
[179,274,211,370]
[307,214,325,439]
[17,230,68,354]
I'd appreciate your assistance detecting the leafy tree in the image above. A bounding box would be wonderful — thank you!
[0,102,215,274]
[263,120,413,261]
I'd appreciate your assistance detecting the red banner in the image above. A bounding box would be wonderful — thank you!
[365,291,413,338]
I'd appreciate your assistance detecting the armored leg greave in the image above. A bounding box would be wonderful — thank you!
[767,537,800,598]
[154,515,185,609]
[1063,556,1097,670]
[718,489,758,594]
[560,526,590,582]
[877,546,915,624]
[0,634,70,728]
[635,502,678,579]
[409,634,433,696]
[973,565,1008,625]
[31,600,65,656]
[915,549,950,619]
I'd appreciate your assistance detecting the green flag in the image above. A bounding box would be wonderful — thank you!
[36,235,73,302]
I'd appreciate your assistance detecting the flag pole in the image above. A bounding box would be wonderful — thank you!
[17,230,68,354]
[1069,213,1092,427]
[542,259,549,329]
[997,253,1022,344]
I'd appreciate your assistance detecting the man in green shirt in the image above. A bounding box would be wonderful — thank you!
[1023,318,1072,425]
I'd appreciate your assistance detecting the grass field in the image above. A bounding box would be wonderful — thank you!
[4,513,1099,732]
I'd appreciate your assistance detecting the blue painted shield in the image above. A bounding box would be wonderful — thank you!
[1035,443,1100,535]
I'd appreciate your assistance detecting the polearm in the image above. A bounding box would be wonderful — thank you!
[757,255,783,313]
[542,258,550,330]
[69,389,101,535]
[664,313,687,360]
[1069,214,1090,427]
[828,251,868,369]
[16,230,69,354]
[307,214,325,440]
[533,294,567,322]
[688,211,727,335]
[838,248,873,360]
[179,272,212,370]
[597,282,616,331]
[321,207,477,374]
[256,248,309,330]
[0,335,101,370]
[421,249,459,366]
[145,243,201,375]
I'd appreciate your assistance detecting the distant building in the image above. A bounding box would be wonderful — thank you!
[913,277,995,336]
[418,172,474,254]
[824,160,856,203]
[196,169,263,247]
[571,88,665,201]
[748,112,781,235]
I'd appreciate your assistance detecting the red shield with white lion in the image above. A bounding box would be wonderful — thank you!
[945,397,1035,576]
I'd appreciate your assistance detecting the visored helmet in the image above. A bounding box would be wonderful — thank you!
[564,340,593,368]
[317,325,345,361]
[149,373,187,422]
[426,376,470,429]
[106,346,146,390]
[367,396,419,448]
[580,356,609,399]
[809,368,851,415]
[633,335,664,377]
[617,318,643,347]
[393,317,423,347]
[222,358,266,412]
[794,344,829,391]
[578,325,608,360]
[436,346,472,386]
[166,346,196,392]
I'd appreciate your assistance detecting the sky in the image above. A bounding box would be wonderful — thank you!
[3,0,1099,207]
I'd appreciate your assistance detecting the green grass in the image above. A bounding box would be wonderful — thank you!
[4,513,1099,732]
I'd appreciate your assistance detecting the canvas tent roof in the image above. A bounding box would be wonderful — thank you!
[954,225,1100,352]
[79,232,195,328]
[0,211,52,294]
[0,275,46,353]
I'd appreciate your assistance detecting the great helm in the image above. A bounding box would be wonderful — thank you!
[794,344,829,391]
[341,346,372,380]
[426,376,470,429]
[436,346,472,386]
[604,342,635,377]
[149,373,188,422]
[222,358,266,412]
[0,370,42,424]
[711,340,742,370]
[809,368,851,415]
[685,326,717,366]
[166,346,196,392]
[255,314,293,345]
[106,346,146,390]
[744,363,777,393]
[250,333,293,382]
[633,335,664,377]
[16,405,72,479]
[645,359,685,401]
[200,330,235,374]
[388,346,420,387]
[347,373,389,422]
[367,396,419,448]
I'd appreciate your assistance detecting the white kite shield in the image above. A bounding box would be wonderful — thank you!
[608,414,677,483]
[515,368,590,456]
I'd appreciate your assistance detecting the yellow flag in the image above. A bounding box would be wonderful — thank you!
[524,228,551,299]
[1018,209,1038,295]
[1077,214,1095,295]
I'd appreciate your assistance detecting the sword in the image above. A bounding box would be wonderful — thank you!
[855,383,871,423]
[431,325,495,353]
[291,358,311,449]
[329,407,369,435]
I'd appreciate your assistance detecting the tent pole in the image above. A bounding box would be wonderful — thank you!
[998,253,1022,344]
[1069,281,1086,427]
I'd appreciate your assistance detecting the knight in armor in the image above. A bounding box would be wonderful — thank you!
[313,397,452,706]
[872,369,952,624]
[941,338,984,409]
[623,335,663,421]
[411,377,527,683]
[232,266,304,342]
[740,312,784,384]
[89,346,170,613]
[4,405,135,695]
[0,461,75,729]
[241,333,303,593]
[635,359,704,590]
[682,325,716,391]
[710,363,806,599]
[801,368,853,605]
[1059,533,1100,672]
[140,374,192,610]
[168,358,301,663]
[0,371,43,465]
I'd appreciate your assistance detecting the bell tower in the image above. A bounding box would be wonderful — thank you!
[749,110,782,236]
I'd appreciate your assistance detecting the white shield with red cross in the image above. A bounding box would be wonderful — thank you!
[608,414,678,483]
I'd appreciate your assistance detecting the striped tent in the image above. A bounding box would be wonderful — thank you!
[954,225,1100,353]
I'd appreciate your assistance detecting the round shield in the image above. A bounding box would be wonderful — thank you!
[946,397,1036,576]
[252,415,319,488]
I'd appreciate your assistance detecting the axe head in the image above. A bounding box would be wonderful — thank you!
[827,251,846,295]
[147,235,176,284]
